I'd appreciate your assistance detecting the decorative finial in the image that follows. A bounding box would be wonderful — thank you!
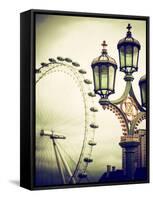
[126,24,132,37]
[127,24,132,31]
[101,40,108,54]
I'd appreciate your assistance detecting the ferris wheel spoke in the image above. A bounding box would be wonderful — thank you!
[52,138,66,184]
[55,142,76,184]
[56,141,77,167]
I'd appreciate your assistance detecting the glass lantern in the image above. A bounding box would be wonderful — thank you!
[117,24,141,75]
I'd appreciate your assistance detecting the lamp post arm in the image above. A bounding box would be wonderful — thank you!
[129,112,146,135]
[129,86,146,112]
[110,81,132,105]
[109,102,129,134]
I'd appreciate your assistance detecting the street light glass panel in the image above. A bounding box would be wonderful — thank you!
[109,66,115,90]
[125,45,132,71]
[139,75,146,108]
[133,46,139,68]
[119,46,125,68]
[93,65,100,91]
[101,65,108,89]
[141,84,146,106]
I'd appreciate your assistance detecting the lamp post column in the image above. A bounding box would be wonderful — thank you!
[119,135,140,179]
[91,24,146,181]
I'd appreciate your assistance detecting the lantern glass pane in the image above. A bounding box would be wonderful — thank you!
[93,66,100,91]
[109,66,114,90]
[141,83,146,106]
[125,45,132,69]
[101,65,108,89]
[133,46,138,68]
[120,46,125,67]
[102,90,107,95]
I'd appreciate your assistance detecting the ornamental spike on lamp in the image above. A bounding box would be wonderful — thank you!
[91,41,117,105]
[117,24,141,81]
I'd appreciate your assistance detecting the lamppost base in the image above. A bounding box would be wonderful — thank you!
[119,135,140,180]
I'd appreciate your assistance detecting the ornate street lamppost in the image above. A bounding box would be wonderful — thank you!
[91,24,146,180]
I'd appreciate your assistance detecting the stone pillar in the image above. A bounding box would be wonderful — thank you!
[136,129,146,168]
[112,166,116,172]
[119,135,140,180]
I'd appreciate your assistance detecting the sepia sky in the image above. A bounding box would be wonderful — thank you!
[35,14,146,182]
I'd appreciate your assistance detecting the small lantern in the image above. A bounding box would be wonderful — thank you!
[117,24,141,75]
[91,41,117,104]
[139,75,146,108]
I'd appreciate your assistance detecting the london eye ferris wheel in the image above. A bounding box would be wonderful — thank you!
[35,57,99,186]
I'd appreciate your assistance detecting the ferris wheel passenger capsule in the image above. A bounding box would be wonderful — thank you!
[35,69,41,74]
[72,62,80,67]
[84,79,92,84]
[121,123,126,127]
[78,69,87,74]
[88,140,97,146]
[57,56,64,61]
[84,157,93,163]
[40,129,44,136]
[88,92,96,97]
[90,107,98,112]
[41,62,48,67]
[65,58,72,63]
[48,58,56,63]
[90,123,99,129]
[78,172,87,178]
